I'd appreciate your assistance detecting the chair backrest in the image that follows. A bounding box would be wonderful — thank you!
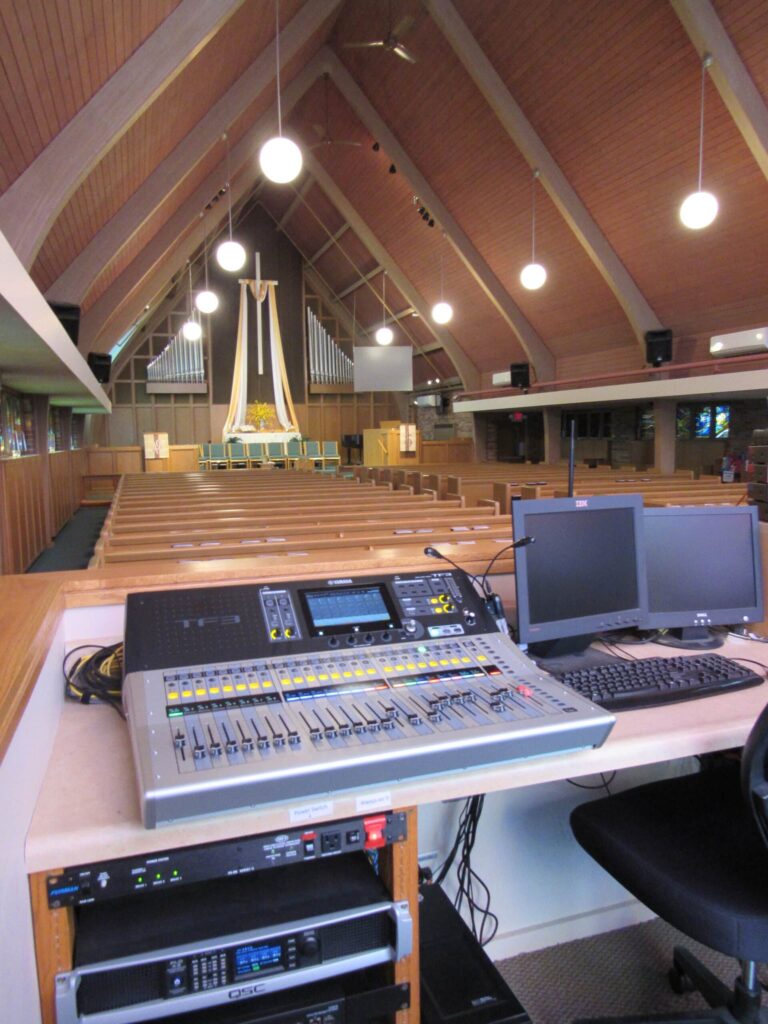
[286,439,302,457]
[210,443,227,459]
[741,702,768,849]
[228,443,246,458]
[199,443,211,458]
[247,443,265,459]
[304,440,321,457]
[267,442,286,458]
[322,440,339,457]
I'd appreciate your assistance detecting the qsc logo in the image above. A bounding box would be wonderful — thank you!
[174,614,241,629]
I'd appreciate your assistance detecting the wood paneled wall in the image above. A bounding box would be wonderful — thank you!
[0,457,48,574]
[50,450,86,535]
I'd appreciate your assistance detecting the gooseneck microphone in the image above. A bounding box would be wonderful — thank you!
[423,545,484,597]
[479,535,534,598]
[424,536,534,638]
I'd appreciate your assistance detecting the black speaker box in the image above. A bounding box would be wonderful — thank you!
[645,329,673,367]
[87,352,112,384]
[419,884,530,1024]
[509,363,530,389]
[49,302,81,346]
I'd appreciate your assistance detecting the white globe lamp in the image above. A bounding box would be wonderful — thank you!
[182,319,203,342]
[375,325,394,345]
[195,289,219,314]
[520,262,547,290]
[431,300,453,324]
[216,239,246,273]
[679,190,718,230]
[259,136,302,184]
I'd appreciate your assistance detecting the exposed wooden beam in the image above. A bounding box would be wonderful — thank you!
[277,176,316,230]
[338,265,382,299]
[322,48,554,380]
[308,224,350,264]
[671,0,768,182]
[303,263,359,341]
[0,0,249,270]
[81,61,323,354]
[304,149,480,390]
[47,0,341,305]
[425,0,662,352]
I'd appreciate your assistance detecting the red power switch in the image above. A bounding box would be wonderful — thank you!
[363,815,387,850]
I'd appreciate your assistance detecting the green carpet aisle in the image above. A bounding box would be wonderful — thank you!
[27,507,107,572]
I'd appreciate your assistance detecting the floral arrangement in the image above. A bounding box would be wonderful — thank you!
[245,401,276,430]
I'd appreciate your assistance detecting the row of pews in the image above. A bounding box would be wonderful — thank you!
[88,461,747,575]
[349,462,747,510]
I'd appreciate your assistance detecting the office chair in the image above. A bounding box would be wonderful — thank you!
[570,703,768,1023]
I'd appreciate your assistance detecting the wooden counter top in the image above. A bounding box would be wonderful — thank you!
[0,543,517,763]
[26,639,768,873]
[0,575,63,763]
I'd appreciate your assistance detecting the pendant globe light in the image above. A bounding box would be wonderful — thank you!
[259,0,303,184]
[195,232,219,314]
[216,135,246,272]
[182,265,203,341]
[431,232,454,324]
[680,54,718,230]
[375,272,394,345]
[520,169,547,290]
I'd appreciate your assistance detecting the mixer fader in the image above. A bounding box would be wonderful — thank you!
[123,570,614,827]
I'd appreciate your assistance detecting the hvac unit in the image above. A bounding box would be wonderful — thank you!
[710,329,768,357]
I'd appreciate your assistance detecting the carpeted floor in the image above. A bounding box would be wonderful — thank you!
[27,506,107,572]
[496,918,757,1023]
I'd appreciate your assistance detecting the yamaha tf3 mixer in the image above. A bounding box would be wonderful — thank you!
[123,570,615,827]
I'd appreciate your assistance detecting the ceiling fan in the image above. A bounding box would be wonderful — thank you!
[310,72,362,150]
[343,2,417,64]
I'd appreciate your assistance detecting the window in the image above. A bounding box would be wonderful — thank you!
[560,410,612,439]
[676,403,729,440]
[71,414,84,450]
[48,407,64,452]
[0,390,34,455]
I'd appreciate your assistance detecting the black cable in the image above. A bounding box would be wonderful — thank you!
[433,796,498,946]
[63,642,125,719]
[567,772,616,794]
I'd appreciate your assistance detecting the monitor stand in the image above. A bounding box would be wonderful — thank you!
[654,626,724,650]
[526,634,622,675]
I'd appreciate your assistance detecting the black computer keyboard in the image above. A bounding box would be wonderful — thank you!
[552,652,764,711]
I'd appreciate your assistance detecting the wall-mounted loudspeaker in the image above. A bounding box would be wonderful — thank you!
[510,362,530,389]
[49,302,81,347]
[87,352,112,384]
[645,329,673,367]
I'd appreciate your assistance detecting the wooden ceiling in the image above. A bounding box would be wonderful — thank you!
[1,0,767,389]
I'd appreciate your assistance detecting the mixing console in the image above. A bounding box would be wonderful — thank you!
[123,570,615,827]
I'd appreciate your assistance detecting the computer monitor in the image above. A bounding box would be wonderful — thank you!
[511,493,648,660]
[642,505,764,648]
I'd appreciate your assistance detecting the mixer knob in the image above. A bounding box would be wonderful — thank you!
[402,619,417,635]
[299,934,319,958]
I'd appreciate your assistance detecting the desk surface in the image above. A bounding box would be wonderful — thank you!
[26,636,768,874]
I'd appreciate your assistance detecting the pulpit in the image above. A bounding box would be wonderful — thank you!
[362,424,422,466]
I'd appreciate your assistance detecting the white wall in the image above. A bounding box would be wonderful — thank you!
[419,756,696,960]
[0,621,67,1024]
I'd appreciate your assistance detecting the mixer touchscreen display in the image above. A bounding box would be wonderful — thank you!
[300,584,398,635]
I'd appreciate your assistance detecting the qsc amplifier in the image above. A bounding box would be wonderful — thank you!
[123,570,615,827]
[55,852,411,1024]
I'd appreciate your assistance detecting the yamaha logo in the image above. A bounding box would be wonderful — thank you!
[174,614,241,628]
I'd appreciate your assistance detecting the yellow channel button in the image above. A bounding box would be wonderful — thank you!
[182,690,192,698]
[168,692,179,700]
[236,683,246,692]
[319,674,328,681]
[196,688,206,697]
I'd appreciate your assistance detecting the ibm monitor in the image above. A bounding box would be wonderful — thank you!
[511,493,648,661]
[642,504,763,648]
